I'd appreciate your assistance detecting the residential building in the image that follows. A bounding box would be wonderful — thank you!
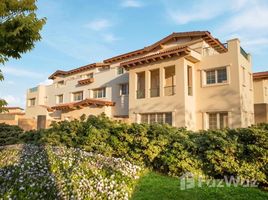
[0,107,25,125]
[25,31,254,130]
[253,71,268,123]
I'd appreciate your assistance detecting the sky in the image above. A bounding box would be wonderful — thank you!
[1,0,268,108]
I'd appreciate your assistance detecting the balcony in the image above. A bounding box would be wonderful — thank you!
[29,87,38,93]
[78,78,94,85]
[240,47,249,60]
[150,87,160,97]
[136,89,145,99]
[164,85,175,96]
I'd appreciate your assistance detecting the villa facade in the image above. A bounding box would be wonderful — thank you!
[253,71,268,123]
[25,31,255,130]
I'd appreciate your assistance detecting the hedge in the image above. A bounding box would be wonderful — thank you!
[0,114,267,187]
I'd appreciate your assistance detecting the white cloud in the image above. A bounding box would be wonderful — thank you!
[214,0,268,55]
[2,66,44,79]
[39,79,53,86]
[165,0,227,25]
[218,4,268,35]
[2,95,24,107]
[85,19,112,31]
[121,0,143,8]
[102,33,120,43]
[165,0,249,25]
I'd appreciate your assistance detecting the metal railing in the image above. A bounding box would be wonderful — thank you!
[240,47,248,60]
[164,85,175,96]
[136,89,145,99]
[29,87,38,93]
[150,87,160,97]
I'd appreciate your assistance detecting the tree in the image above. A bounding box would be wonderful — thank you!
[0,0,46,112]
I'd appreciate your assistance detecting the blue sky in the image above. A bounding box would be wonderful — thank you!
[1,0,268,108]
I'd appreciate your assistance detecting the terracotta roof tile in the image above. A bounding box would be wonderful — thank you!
[50,98,115,111]
[105,31,227,63]
[253,71,268,80]
[49,63,109,80]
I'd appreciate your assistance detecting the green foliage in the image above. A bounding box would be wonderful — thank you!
[0,116,267,187]
[0,0,46,63]
[0,123,23,145]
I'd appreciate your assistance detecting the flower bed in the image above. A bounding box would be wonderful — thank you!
[0,144,142,199]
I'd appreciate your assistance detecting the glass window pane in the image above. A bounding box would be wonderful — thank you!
[217,68,227,83]
[141,114,148,123]
[157,113,164,124]
[209,113,217,129]
[165,113,172,125]
[150,114,156,124]
[220,113,228,128]
[206,70,216,84]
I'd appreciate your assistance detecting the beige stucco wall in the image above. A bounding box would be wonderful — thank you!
[128,38,254,130]
[254,79,268,104]
[26,65,129,120]
[61,105,112,120]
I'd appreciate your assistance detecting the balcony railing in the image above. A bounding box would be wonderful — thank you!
[150,87,160,97]
[240,47,248,60]
[78,78,94,85]
[164,85,175,96]
[136,89,145,99]
[29,87,38,93]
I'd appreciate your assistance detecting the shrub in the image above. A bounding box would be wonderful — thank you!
[1,116,267,187]
[0,123,24,145]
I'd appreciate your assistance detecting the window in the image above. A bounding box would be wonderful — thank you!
[206,70,216,84]
[141,114,148,123]
[164,66,175,96]
[29,87,38,93]
[137,72,145,99]
[72,91,83,101]
[165,113,172,125]
[87,73,94,78]
[97,66,110,72]
[208,112,228,129]
[93,88,106,98]
[56,94,63,104]
[217,68,227,83]
[150,69,160,97]
[28,98,36,106]
[206,67,227,85]
[187,66,193,96]
[140,112,172,125]
[265,87,268,96]
[117,67,124,75]
[56,80,64,88]
[120,83,129,95]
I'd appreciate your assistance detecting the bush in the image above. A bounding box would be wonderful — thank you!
[0,123,24,145]
[0,116,267,187]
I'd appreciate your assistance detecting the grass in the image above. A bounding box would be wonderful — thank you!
[131,172,268,200]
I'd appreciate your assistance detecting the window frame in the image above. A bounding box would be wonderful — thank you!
[117,67,124,75]
[207,112,229,129]
[139,112,173,126]
[56,94,64,104]
[72,91,83,102]
[93,87,106,98]
[203,66,229,87]
[120,83,129,96]
[28,98,36,107]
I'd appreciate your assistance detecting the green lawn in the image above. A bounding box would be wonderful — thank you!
[131,172,268,200]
